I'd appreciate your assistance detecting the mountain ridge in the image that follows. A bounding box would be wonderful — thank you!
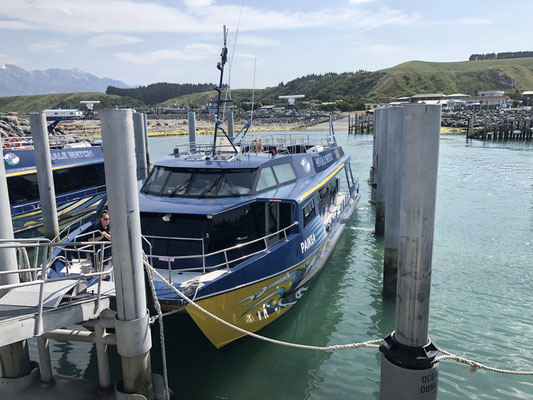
[0,64,132,97]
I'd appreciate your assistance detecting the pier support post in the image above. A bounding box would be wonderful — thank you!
[30,112,59,240]
[383,107,404,299]
[375,108,389,235]
[380,104,441,400]
[100,109,153,399]
[188,111,197,152]
[133,112,149,181]
[227,110,234,139]
[0,148,32,379]
[37,337,53,384]
[369,111,380,203]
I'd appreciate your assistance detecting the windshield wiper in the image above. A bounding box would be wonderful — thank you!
[199,175,223,198]
[169,178,191,196]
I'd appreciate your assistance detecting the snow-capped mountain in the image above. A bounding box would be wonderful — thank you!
[0,64,131,96]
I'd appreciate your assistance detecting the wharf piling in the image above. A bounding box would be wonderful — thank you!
[100,109,154,399]
[374,108,388,235]
[348,112,373,134]
[30,112,59,240]
[379,104,441,400]
[466,117,533,141]
[227,110,234,139]
[188,111,197,152]
[133,112,149,181]
[382,107,404,299]
[0,147,33,380]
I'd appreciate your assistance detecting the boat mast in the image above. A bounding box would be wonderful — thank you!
[211,25,238,157]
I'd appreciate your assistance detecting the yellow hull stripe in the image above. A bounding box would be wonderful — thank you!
[300,163,344,201]
[185,257,314,348]
[7,164,79,178]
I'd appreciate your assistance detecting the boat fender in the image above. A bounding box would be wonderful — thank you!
[114,310,152,357]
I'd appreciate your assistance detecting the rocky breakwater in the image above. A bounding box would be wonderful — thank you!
[0,115,31,138]
[441,109,533,129]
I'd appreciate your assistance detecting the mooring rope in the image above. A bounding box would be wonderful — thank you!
[436,349,533,376]
[143,260,381,351]
[143,261,533,375]
[143,258,170,400]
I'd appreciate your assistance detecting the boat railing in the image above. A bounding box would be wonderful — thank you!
[0,238,112,335]
[2,134,98,150]
[12,184,106,214]
[142,220,299,283]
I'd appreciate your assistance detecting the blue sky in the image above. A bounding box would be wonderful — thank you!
[1,1,532,89]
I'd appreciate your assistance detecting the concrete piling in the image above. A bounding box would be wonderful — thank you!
[380,104,442,400]
[383,107,404,299]
[100,109,153,399]
[30,112,59,240]
[188,111,197,152]
[0,148,33,379]
[227,110,234,139]
[375,108,389,235]
[133,112,149,181]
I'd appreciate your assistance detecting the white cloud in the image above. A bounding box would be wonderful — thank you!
[88,34,143,47]
[236,34,279,47]
[0,0,421,34]
[183,0,214,9]
[0,20,32,29]
[30,41,69,53]
[349,0,376,4]
[115,43,220,65]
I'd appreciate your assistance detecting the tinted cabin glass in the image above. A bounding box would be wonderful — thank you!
[256,167,277,191]
[188,173,220,196]
[142,167,255,197]
[208,203,265,253]
[8,164,104,204]
[221,171,255,195]
[303,200,316,227]
[272,163,296,184]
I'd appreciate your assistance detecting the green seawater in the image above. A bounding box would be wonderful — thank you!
[33,132,533,399]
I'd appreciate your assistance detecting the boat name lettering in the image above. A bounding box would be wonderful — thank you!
[314,152,333,168]
[300,233,316,254]
[50,150,95,161]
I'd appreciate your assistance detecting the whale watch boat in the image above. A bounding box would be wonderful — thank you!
[50,28,360,348]
[2,137,106,234]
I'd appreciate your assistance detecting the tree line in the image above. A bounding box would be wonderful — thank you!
[106,82,223,105]
[469,51,533,61]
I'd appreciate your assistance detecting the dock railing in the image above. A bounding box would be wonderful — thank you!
[0,238,113,335]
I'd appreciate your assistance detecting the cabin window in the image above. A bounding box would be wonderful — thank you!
[188,172,220,196]
[303,200,316,227]
[140,212,209,263]
[272,163,296,184]
[142,167,256,197]
[7,164,104,204]
[218,171,255,196]
[256,167,277,191]
[208,203,265,253]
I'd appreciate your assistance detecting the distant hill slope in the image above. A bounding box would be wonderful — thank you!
[162,58,533,106]
[0,92,144,114]
[0,64,132,97]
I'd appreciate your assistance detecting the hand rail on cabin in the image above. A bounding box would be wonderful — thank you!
[143,220,299,277]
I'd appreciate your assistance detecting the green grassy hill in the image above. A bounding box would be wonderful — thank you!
[0,92,144,114]
[2,58,533,112]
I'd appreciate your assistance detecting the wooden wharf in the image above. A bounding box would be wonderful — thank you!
[348,113,373,134]
[466,118,533,142]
